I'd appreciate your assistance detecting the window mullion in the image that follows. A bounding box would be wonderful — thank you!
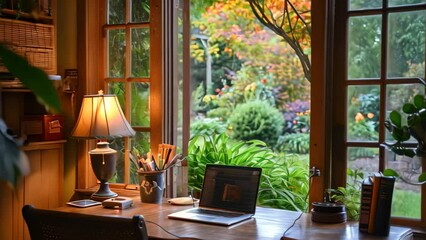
[378,2,389,172]
[123,0,132,184]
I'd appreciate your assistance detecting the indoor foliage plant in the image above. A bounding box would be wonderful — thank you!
[0,44,60,187]
[381,89,426,184]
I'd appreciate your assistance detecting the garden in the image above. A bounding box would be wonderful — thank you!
[187,0,425,219]
[188,0,312,212]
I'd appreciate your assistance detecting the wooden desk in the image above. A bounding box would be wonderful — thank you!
[54,196,412,240]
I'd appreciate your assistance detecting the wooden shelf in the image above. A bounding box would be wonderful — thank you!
[22,140,67,151]
[0,7,53,24]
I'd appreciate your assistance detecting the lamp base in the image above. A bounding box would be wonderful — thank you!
[89,142,118,202]
[91,182,118,201]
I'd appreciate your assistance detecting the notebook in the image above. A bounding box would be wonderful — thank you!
[168,164,262,226]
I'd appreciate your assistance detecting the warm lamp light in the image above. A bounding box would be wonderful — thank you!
[71,90,135,201]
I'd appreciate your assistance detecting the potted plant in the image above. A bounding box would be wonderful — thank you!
[381,87,426,184]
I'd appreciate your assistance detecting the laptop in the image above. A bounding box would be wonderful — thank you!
[168,164,262,226]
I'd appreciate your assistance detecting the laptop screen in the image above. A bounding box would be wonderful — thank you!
[199,164,262,214]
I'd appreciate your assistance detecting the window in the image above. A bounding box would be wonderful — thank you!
[75,0,163,187]
[77,0,188,196]
[102,0,163,186]
[332,0,425,226]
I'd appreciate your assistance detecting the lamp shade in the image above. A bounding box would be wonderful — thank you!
[71,91,135,139]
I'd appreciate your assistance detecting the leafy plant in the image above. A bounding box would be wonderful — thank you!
[329,168,363,220]
[228,100,283,147]
[275,133,310,154]
[187,133,309,211]
[0,44,60,187]
[381,90,426,184]
[257,153,309,211]
[190,118,227,139]
[187,133,274,192]
[348,119,379,141]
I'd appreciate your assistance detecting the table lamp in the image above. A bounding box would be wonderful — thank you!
[71,90,135,200]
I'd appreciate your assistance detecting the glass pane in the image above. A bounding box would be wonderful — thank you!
[130,131,151,184]
[389,0,426,7]
[108,0,126,24]
[349,0,382,10]
[177,2,183,153]
[385,84,423,142]
[108,29,126,78]
[347,147,379,176]
[385,151,421,219]
[347,85,380,142]
[131,0,150,23]
[348,15,382,79]
[110,138,125,183]
[108,82,126,113]
[130,82,150,126]
[387,10,425,78]
[131,28,150,78]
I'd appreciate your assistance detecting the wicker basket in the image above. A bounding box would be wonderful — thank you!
[0,18,56,75]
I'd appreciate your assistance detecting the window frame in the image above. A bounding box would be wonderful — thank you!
[100,0,163,186]
[75,0,163,190]
[330,0,426,227]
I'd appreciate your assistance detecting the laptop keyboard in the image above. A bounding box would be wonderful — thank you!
[192,208,244,218]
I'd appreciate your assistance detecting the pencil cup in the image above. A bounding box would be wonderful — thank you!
[138,170,165,203]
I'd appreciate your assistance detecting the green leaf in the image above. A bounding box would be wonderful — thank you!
[418,173,426,183]
[0,45,61,113]
[413,94,425,109]
[0,119,29,187]
[403,149,416,158]
[383,168,399,177]
[402,103,417,114]
[391,126,410,141]
[389,111,402,128]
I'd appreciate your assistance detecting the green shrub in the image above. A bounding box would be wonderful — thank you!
[187,133,309,211]
[228,100,284,147]
[206,107,232,120]
[190,118,227,139]
[275,133,310,154]
[348,119,378,141]
[348,147,377,161]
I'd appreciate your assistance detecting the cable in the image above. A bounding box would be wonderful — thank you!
[282,171,315,237]
[148,170,317,238]
[146,190,197,239]
[146,220,182,239]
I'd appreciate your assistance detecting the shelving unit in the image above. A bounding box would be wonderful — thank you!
[0,1,63,239]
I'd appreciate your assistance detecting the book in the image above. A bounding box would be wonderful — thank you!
[359,173,395,236]
[367,172,382,234]
[371,175,395,236]
[359,177,373,233]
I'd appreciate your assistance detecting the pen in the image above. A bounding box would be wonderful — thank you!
[158,153,163,170]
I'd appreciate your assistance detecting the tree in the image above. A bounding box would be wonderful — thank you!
[247,0,311,81]
[190,0,310,105]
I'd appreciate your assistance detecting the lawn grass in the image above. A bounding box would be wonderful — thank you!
[391,188,421,219]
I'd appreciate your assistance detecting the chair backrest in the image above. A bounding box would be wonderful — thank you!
[22,205,148,240]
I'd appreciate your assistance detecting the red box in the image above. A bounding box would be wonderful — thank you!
[22,115,64,142]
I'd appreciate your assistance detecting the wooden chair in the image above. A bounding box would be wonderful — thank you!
[22,205,148,240]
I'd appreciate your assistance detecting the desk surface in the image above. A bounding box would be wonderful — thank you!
[55,196,411,240]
